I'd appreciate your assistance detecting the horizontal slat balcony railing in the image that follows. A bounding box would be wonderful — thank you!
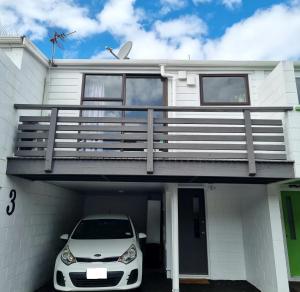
[13,104,293,176]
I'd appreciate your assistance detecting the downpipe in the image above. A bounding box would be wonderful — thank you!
[160,65,177,107]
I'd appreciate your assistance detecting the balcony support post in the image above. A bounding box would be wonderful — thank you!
[45,108,58,172]
[147,109,154,174]
[244,109,256,176]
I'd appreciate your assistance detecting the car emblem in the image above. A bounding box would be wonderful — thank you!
[94,254,101,257]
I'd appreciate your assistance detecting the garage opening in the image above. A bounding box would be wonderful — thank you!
[35,181,168,292]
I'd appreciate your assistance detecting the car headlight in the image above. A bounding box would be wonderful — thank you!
[61,245,76,266]
[118,244,137,264]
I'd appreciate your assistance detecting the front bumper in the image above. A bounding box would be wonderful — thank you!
[53,256,142,291]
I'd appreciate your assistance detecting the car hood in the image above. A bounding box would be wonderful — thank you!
[67,238,135,258]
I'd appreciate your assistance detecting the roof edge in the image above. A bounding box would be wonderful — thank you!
[0,36,49,67]
[1,37,299,70]
[51,58,281,69]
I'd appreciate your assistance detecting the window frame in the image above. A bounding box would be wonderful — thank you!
[81,73,168,106]
[199,74,251,106]
[81,73,125,102]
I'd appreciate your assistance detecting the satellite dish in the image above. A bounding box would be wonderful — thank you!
[106,41,132,59]
[117,41,132,59]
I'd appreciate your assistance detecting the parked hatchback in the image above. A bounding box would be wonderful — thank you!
[54,214,146,291]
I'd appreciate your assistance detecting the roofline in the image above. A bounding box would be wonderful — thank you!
[52,58,282,70]
[0,36,49,67]
[1,36,299,70]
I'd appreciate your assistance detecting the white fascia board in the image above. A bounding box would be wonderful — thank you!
[53,59,300,73]
[0,36,49,67]
[54,59,279,68]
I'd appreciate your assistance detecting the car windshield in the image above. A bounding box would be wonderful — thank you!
[71,219,134,240]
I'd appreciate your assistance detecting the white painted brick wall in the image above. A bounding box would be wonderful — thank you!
[241,185,276,292]
[206,184,246,280]
[0,48,84,292]
[241,184,289,292]
[267,184,289,292]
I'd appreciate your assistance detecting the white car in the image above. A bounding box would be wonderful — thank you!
[53,214,146,291]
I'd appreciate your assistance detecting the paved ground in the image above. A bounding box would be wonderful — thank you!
[36,271,260,292]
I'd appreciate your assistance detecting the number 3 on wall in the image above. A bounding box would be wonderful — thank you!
[6,189,16,216]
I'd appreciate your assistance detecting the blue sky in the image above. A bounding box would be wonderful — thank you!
[1,0,300,60]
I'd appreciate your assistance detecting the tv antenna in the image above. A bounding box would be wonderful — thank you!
[49,30,76,66]
[106,41,132,59]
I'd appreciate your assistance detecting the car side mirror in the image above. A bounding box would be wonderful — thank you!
[60,234,69,241]
[138,233,147,239]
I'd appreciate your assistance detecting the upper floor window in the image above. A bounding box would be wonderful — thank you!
[83,75,123,101]
[200,74,250,105]
[82,74,166,118]
[296,77,300,103]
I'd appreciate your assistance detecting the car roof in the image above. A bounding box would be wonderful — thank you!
[82,214,129,220]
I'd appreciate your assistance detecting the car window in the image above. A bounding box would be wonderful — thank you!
[71,219,134,240]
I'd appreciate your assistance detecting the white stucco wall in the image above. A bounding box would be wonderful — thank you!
[0,48,84,292]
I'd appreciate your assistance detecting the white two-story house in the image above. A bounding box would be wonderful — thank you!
[1,36,300,292]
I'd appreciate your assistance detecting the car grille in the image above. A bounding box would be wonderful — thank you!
[76,256,119,263]
[69,271,124,288]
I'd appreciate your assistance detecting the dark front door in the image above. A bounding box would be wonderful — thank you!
[178,188,208,275]
[281,191,300,276]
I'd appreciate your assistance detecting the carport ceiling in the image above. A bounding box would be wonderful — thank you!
[49,181,164,194]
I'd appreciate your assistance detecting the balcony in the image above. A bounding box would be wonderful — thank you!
[6,104,294,183]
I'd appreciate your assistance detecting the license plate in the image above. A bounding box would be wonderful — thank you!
[86,268,107,279]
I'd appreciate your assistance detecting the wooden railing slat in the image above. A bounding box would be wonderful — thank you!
[244,110,256,176]
[147,109,154,174]
[45,108,58,172]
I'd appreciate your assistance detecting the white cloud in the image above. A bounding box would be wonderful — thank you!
[221,0,242,9]
[193,0,242,9]
[0,0,100,39]
[154,16,207,39]
[160,0,186,14]
[93,0,206,60]
[94,0,300,61]
[1,0,300,61]
[204,4,300,60]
